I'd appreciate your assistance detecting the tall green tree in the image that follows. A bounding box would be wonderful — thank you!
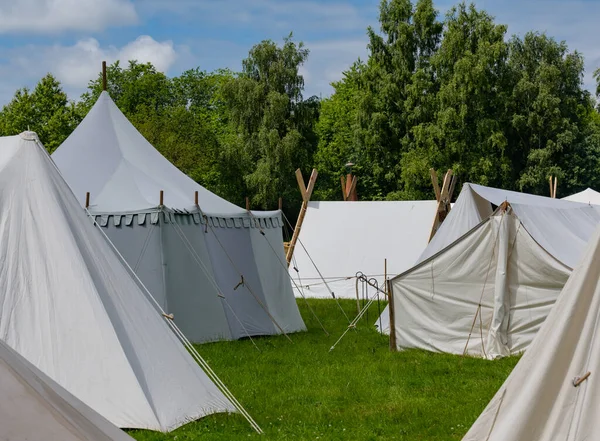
[356,0,443,200]
[222,34,319,211]
[313,61,365,200]
[0,74,80,152]
[510,32,594,195]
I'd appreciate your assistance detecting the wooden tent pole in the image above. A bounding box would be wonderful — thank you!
[85,192,90,209]
[549,176,554,198]
[428,169,453,242]
[340,176,347,201]
[159,190,164,206]
[430,168,441,202]
[194,191,198,206]
[387,278,396,351]
[278,197,283,211]
[245,197,250,211]
[102,61,107,91]
[553,177,558,199]
[285,168,318,266]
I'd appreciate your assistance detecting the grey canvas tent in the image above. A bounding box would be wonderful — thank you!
[0,338,133,441]
[0,132,238,431]
[52,91,306,343]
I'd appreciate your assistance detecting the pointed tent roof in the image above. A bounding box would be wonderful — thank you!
[0,132,235,431]
[563,187,600,205]
[52,91,245,215]
[421,183,600,267]
[0,338,133,441]
[462,222,600,440]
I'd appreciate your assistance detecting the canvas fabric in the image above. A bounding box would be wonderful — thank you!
[0,132,235,432]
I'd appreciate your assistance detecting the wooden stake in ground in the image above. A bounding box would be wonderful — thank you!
[428,169,456,242]
[286,168,318,266]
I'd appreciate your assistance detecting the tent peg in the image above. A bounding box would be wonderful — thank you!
[573,372,591,387]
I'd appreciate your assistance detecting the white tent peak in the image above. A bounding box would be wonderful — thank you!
[0,132,236,431]
[52,91,245,215]
[0,338,133,441]
[563,187,600,205]
[462,222,600,440]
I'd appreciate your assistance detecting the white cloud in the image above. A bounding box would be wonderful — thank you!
[0,0,137,33]
[0,35,180,103]
[45,36,178,89]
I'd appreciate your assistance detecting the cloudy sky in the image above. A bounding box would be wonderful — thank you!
[0,0,598,105]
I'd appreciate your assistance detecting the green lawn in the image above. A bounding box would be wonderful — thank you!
[129,299,518,441]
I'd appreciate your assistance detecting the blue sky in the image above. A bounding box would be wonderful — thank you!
[0,0,598,105]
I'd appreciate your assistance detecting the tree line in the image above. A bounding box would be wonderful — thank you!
[1,0,600,223]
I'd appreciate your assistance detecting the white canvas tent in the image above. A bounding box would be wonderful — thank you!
[288,200,438,299]
[462,223,600,440]
[52,91,305,343]
[0,132,237,431]
[0,338,133,441]
[563,187,600,205]
[383,183,600,358]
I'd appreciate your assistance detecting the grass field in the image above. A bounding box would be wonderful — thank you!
[129,299,519,441]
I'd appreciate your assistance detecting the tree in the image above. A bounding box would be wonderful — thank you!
[313,61,365,200]
[222,34,319,211]
[510,32,594,195]
[0,74,81,152]
[356,0,443,200]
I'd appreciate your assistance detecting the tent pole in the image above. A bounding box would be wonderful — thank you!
[285,168,317,266]
[194,191,198,206]
[85,192,90,209]
[387,279,396,351]
[102,61,107,91]
[430,168,441,202]
[553,177,558,199]
[428,169,453,242]
[245,197,250,211]
[159,190,164,206]
[278,197,282,211]
[341,176,347,201]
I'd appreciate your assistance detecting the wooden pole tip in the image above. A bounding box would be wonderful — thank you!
[102,61,107,91]
[245,197,250,211]
[85,192,90,208]
[194,191,199,206]
[159,190,164,206]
